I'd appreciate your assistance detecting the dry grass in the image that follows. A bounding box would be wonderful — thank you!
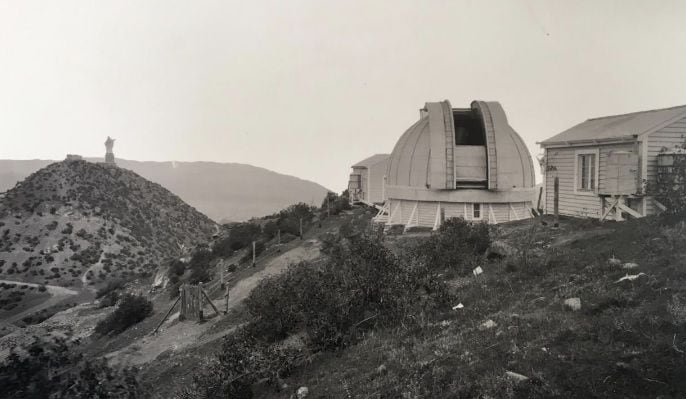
[260,216,686,398]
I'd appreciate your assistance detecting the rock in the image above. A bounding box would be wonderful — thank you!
[564,297,581,311]
[505,371,529,383]
[615,273,646,283]
[296,387,309,399]
[377,364,388,375]
[623,262,639,269]
[486,240,516,258]
[479,319,497,330]
[472,266,484,276]
[452,303,464,310]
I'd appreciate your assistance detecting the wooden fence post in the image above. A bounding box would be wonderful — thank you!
[198,283,204,321]
[225,285,230,314]
[553,176,560,227]
[252,241,256,267]
[277,229,281,245]
[299,218,303,239]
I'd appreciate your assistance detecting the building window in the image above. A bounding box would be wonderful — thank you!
[577,153,596,191]
[473,203,481,219]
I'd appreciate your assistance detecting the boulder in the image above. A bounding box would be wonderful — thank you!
[376,364,388,375]
[486,240,516,259]
[296,387,309,399]
[564,297,582,311]
[479,319,497,330]
[623,262,639,269]
[505,371,529,383]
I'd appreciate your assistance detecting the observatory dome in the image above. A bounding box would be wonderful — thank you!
[386,100,534,190]
[380,100,536,227]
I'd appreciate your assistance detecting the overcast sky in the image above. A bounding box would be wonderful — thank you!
[1,0,686,191]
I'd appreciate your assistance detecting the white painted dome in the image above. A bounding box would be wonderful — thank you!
[386,100,535,191]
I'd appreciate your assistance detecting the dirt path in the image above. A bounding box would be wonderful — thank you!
[106,240,322,367]
[0,279,79,327]
[219,241,322,310]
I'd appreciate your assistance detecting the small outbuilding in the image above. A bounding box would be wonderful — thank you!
[539,104,686,220]
[348,154,390,205]
[380,100,536,229]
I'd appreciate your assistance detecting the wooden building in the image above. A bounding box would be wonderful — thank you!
[379,100,536,229]
[348,154,390,205]
[539,104,686,220]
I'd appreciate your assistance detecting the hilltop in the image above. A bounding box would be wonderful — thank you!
[0,160,216,290]
[0,159,330,222]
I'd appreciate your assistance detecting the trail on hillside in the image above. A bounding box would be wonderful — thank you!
[0,280,79,328]
[106,240,322,367]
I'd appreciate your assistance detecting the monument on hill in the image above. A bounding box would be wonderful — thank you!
[105,136,116,164]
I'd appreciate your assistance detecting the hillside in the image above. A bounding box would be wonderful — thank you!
[0,159,330,222]
[0,160,216,290]
[3,198,685,398]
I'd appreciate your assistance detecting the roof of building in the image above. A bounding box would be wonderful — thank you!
[351,153,390,168]
[386,100,535,191]
[540,104,686,146]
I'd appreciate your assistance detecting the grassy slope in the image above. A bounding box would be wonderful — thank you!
[258,215,686,398]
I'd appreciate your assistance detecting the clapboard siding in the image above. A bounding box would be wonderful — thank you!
[645,117,686,215]
[387,200,531,227]
[545,146,603,218]
[367,159,389,204]
[418,201,436,227]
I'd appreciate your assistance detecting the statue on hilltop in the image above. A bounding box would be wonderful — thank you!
[105,136,116,164]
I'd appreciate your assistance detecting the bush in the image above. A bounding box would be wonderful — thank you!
[95,279,124,299]
[261,220,278,240]
[647,146,686,217]
[274,203,315,236]
[247,234,449,348]
[188,248,214,284]
[320,191,352,217]
[168,259,186,277]
[411,217,491,275]
[94,293,153,335]
[0,336,143,398]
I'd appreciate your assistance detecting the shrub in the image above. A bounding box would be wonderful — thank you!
[247,234,449,348]
[320,190,351,217]
[168,259,186,277]
[647,146,686,217]
[261,220,278,240]
[274,203,315,236]
[94,293,153,335]
[411,217,490,275]
[188,248,214,284]
[0,336,143,398]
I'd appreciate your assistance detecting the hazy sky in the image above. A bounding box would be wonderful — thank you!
[2,0,686,191]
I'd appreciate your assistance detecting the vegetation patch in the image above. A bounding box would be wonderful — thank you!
[94,293,153,336]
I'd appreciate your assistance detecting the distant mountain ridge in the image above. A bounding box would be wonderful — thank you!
[0,159,330,222]
[0,160,216,288]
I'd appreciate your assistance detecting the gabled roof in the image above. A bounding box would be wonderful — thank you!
[540,104,686,146]
[352,154,389,168]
